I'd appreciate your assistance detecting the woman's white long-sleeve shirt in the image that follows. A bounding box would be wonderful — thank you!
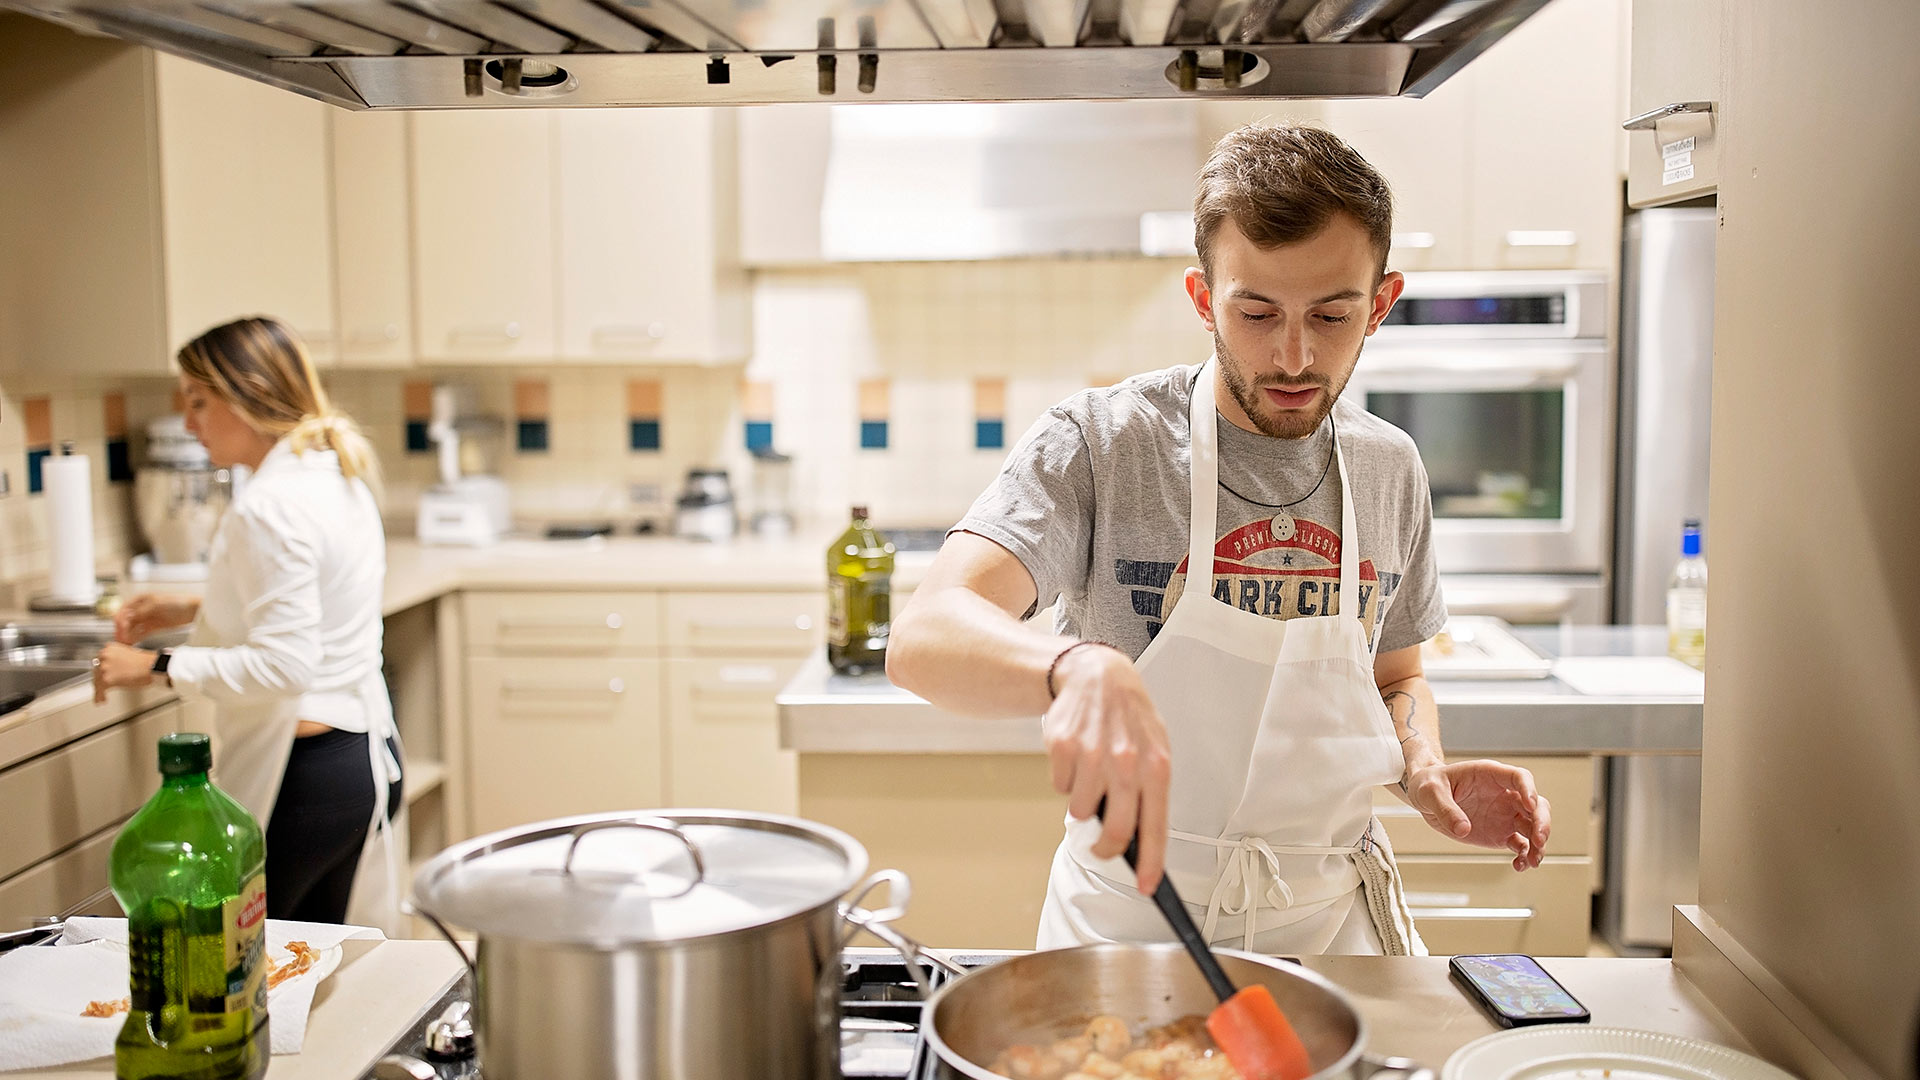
[168,440,387,736]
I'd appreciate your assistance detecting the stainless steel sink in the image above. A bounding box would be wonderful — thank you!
[0,620,191,706]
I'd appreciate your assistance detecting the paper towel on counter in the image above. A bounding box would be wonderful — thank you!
[0,917,384,1071]
[1551,656,1706,696]
[41,451,95,605]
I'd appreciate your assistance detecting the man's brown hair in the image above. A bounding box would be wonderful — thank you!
[1193,123,1394,280]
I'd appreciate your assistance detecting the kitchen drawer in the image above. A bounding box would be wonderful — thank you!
[466,658,665,835]
[1397,855,1592,956]
[464,591,662,654]
[664,591,823,657]
[665,656,802,815]
[0,703,179,883]
[0,818,125,931]
[1373,755,1596,856]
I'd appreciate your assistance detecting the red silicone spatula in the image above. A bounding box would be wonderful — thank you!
[1099,799,1315,1080]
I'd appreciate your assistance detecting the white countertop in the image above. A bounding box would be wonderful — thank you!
[778,625,1706,756]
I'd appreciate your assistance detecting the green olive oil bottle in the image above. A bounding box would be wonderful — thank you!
[827,505,894,675]
[109,732,270,1080]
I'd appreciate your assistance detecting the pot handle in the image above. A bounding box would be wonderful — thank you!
[1356,1053,1436,1080]
[402,898,478,979]
[555,817,706,897]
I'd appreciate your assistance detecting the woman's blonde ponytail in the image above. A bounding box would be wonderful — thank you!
[175,317,383,496]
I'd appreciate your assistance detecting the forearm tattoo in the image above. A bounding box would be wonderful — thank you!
[1383,689,1421,792]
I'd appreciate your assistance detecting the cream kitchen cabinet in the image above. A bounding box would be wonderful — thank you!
[662,591,822,814]
[328,109,414,368]
[1321,83,1473,273]
[0,19,336,376]
[1461,0,1627,271]
[465,657,666,835]
[1624,0,1721,207]
[411,111,559,364]
[556,109,750,364]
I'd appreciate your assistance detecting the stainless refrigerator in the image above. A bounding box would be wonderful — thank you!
[1604,206,1716,952]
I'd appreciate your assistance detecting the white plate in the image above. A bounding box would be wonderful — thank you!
[1420,615,1554,680]
[1443,1027,1799,1080]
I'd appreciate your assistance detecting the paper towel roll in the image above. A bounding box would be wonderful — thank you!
[43,451,96,605]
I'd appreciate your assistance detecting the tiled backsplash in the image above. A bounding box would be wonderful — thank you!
[331,257,1211,533]
[0,256,1214,591]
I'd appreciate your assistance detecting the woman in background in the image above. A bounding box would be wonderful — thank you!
[93,316,404,931]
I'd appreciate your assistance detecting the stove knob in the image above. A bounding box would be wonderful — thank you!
[372,1056,437,1080]
[424,999,477,1062]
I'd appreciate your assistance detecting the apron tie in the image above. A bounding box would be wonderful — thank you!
[1174,829,1362,951]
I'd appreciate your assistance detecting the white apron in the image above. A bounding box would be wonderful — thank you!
[206,663,408,938]
[1037,364,1426,956]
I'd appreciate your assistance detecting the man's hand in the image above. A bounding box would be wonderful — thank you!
[1043,644,1172,896]
[1402,759,1551,871]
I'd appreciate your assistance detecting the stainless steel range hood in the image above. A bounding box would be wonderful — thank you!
[0,0,1548,108]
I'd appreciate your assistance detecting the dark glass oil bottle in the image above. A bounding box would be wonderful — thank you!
[110,732,269,1080]
[827,505,895,675]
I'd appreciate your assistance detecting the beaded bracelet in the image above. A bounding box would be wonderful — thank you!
[1046,640,1112,700]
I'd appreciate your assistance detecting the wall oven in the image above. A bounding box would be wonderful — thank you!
[1351,271,1613,624]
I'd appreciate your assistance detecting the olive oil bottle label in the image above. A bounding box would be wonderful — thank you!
[222,872,268,1014]
[827,578,851,648]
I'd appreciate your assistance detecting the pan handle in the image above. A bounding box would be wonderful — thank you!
[1356,1053,1436,1080]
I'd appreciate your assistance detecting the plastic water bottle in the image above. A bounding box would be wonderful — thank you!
[1666,520,1708,671]
[110,733,269,1080]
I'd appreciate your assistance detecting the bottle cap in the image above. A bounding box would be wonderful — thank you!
[1682,519,1702,557]
[157,732,211,776]
[850,505,870,520]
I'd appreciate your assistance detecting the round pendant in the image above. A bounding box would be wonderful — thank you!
[1270,512,1296,542]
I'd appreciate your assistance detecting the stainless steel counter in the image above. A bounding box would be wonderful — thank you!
[777,625,1704,755]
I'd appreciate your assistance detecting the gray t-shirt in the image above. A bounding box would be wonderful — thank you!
[956,363,1447,659]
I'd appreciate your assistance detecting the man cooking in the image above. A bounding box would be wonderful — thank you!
[887,123,1551,955]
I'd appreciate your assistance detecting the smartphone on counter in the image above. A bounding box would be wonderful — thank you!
[1449,954,1591,1028]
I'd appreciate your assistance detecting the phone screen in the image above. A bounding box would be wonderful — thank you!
[1451,954,1588,1022]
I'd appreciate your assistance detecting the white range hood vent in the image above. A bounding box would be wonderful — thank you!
[819,101,1196,261]
[0,0,1552,108]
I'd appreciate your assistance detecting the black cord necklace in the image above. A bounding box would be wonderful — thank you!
[1221,413,1344,511]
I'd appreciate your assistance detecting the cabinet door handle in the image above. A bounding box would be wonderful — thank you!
[1391,231,1436,250]
[1503,230,1578,248]
[1622,100,1714,131]
[591,323,668,345]
[449,322,524,343]
[347,324,403,345]
[1406,906,1535,921]
[497,616,624,633]
[687,619,813,635]
[502,680,628,695]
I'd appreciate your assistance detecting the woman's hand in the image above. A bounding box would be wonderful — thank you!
[92,643,157,704]
[115,594,199,644]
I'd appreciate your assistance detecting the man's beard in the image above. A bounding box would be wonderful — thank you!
[1213,328,1357,440]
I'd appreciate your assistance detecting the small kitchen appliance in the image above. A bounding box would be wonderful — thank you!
[673,467,738,542]
[130,414,229,583]
[416,385,509,547]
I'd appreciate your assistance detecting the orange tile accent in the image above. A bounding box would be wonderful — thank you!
[103,393,128,438]
[973,377,1007,417]
[739,379,775,422]
[171,387,186,413]
[23,397,51,447]
[513,378,549,419]
[857,379,890,422]
[627,378,663,417]
[403,379,435,420]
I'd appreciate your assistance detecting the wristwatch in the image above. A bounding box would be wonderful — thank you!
[150,648,173,685]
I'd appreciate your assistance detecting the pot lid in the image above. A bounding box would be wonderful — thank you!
[412,811,869,946]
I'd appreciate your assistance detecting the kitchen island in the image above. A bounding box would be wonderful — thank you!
[779,626,1703,952]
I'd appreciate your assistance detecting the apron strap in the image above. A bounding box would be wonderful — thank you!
[1188,363,1219,586]
[1171,828,1364,950]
